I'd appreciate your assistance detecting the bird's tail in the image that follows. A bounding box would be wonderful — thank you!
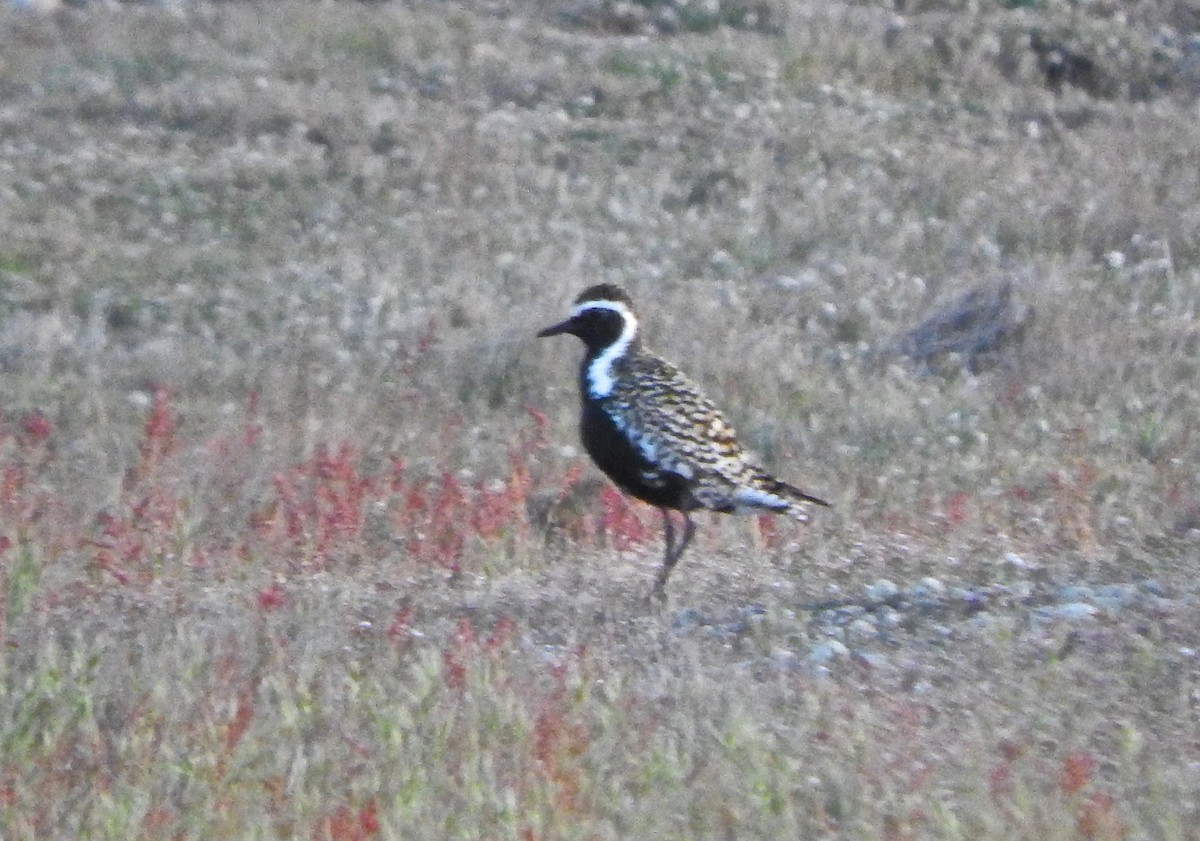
[733,473,831,516]
[768,477,831,511]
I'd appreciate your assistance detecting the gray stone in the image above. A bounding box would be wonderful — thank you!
[809,640,850,664]
[1037,602,1099,621]
[865,578,900,602]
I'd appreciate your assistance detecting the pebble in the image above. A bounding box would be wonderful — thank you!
[1059,585,1095,603]
[1003,552,1030,568]
[877,606,902,629]
[1036,602,1099,622]
[968,613,994,630]
[957,588,989,612]
[671,608,703,631]
[1093,585,1139,610]
[1008,580,1035,601]
[865,578,900,602]
[820,605,866,626]
[809,640,849,664]
[1139,579,1167,597]
[769,649,801,671]
[847,618,878,642]
[855,651,889,669]
[914,576,946,597]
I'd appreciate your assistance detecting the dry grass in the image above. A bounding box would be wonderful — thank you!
[2,1,1200,838]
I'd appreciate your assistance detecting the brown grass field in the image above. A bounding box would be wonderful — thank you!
[2,1,1200,838]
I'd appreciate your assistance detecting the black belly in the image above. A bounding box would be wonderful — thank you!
[580,400,691,510]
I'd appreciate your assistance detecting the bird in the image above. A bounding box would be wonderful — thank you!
[538,283,830,598]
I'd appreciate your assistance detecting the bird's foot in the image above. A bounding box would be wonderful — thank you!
[644,581,669,605]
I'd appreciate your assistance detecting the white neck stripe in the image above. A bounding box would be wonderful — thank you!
[576,300,637,398]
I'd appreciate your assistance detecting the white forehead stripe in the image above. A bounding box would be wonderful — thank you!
[570,299,634,320]
[576,300,637,398]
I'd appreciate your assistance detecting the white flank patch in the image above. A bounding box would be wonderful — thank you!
[577,300,638,398]
[652,454,694,479]
[732,486,789,513]
[636,436,657,463]
[640,469,666,487]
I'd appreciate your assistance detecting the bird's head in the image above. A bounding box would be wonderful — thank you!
[537,284,639,353]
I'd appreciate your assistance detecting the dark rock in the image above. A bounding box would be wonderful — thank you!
[890,280,1032,373]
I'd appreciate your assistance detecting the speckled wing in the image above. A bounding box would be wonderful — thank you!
[603,351,792,512]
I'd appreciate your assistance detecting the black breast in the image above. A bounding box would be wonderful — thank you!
[579,398,691,510]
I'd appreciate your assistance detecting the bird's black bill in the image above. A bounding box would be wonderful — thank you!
[537,318,575,338]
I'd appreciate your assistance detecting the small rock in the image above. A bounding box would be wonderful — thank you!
[916,576,946,596]
[866,578,900,602]
[769,649,801,671]
[739,604,768,621]
[1003,552,1029,568]
[820,605,865,626]
[957,588,989,613]
[968,612,994,630]
[877,607,902,629]
[710,621,748,639]
[1058,585,1096,603]
[931,623,954,638]
[847,617,877,642]
[1037,602,1098,622]
[1008,580,1035,602]
[1093,584,1138,610]
[854,651,889,669]
[1138,579,1167,597]
[672,608,704,631]
[809,640,850,664]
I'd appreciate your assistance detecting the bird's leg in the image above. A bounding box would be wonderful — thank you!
[650,510,675,600]
[675,511,696,565]
[661,509,676,566]
[651,510,697,600]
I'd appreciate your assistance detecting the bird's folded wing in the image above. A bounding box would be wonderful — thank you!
[605,354,755,486]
